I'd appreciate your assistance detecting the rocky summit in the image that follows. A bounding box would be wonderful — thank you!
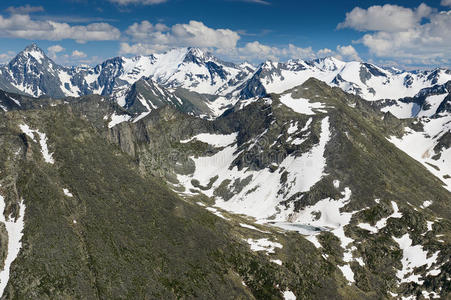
[0,44,449,299]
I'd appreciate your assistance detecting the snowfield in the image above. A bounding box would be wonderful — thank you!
[177,116,331,220]
[279,93,326,115]
[388,116,451,192]
[108,113,132,128]
[245,238,282,255]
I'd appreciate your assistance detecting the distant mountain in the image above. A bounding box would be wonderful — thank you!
[0,44,73,98]
[238,57,451,101]
[2,44,451,107]
[0,45,255,102]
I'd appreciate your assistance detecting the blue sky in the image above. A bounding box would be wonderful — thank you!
[0,0,450,68]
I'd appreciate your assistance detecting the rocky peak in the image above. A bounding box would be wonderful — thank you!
[14,43,48,65]
[183,47,211,64]
[312,56,346,72]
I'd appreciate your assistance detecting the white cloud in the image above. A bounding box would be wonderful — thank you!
[336,45,361,61]
[235,41,315,61]
[338,3,432,32]
[119,42,169,55]
[5,5,44,14]
[339,4,451,65]
[109,0,168,5]
[211,41,316,62]
[48,45,64,54]
[442,0,451,7]
[47,45,65,59]
[123,20,240,52]
[361,11,451,62]
[317,48,333,58]
[46,46,90,64]
[0,14,120,43]
[72,50,87,58]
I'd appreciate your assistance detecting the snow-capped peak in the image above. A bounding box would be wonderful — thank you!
[313,56,346,72]
[185,47,207,59]
[20,43,46,64]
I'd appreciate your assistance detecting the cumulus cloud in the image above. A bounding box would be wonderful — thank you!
[336,45,361,61]
[119,42,170,55]
[0,14,120,43]
[316,48,333,58]
[47,45,65,59]
[226,41,315,61]
[315,46,361,62]
[109,0,168,5]
[361,11,451,62]
[339,4,451,65]
[338,3,432,32]
[72,50,87,58]
[121,20,240,56]
[125,20,240,50]
[442,0,451,7]
[5,5,44,14]
[48,45,64,54]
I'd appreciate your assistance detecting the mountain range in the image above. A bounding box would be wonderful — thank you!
[0,44,449,299]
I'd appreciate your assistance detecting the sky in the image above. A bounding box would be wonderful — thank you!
[0,0,450,69]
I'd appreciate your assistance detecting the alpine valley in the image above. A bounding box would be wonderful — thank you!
[0,44,449,299]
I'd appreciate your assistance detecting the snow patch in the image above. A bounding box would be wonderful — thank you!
[108,113,132,128]
[282,290,296,300]
[245,238,282,255]
[205,207,229,220]
[393,233,440,284]
[63,189,73,197]
[36,131,54,164]
[420,200,433,209]
[239,223,268,233]
[357,201,402,234]
[180,133,238,147]
[279,94,326,115]
[19,124,54,164]
[0,196,26,297]
[338,264,355,285]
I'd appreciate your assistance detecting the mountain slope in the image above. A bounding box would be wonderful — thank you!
[106,78,451,299]
[0,94,371,299]
[373,81,451,190]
